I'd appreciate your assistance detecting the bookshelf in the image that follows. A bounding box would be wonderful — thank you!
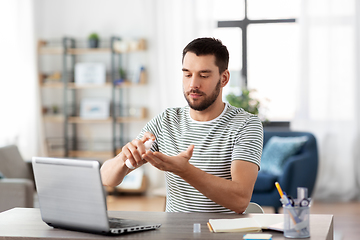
[38,37,147,160]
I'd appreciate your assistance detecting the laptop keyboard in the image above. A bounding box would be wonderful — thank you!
[108,217,140,228]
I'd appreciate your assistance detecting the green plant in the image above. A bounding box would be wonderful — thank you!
[226,89,260,114]
[88,33,99,40]
[119,67,126,79]
[52,104,59,114]
[226,88,269,124]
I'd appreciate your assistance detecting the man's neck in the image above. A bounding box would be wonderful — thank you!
[189,101,226,122]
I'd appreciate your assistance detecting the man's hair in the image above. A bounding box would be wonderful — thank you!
[182,37,229,74]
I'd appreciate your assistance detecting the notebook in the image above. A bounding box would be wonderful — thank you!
[32,157,161,235]
[208,214,284,233]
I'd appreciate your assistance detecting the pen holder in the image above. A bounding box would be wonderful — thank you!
[284,205,310,238]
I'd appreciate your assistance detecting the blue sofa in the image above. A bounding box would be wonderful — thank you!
[251,131,319,213]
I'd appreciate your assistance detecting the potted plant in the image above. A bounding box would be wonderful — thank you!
[52,104,59,114]
[226,88,268,123]
[88,33,99,48]
[119,67,126,80]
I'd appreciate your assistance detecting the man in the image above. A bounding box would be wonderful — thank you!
[101,37,263,214]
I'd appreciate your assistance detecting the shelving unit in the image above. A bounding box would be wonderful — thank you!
[38,37,147,160]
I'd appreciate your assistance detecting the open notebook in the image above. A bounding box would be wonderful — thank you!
[208,214,284,233]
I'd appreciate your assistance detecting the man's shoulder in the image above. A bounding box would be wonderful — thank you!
[225,104,256,120]
[224,104,262,128]
[152,106,188,123]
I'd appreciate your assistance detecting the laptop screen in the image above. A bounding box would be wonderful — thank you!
[32,157,110,233]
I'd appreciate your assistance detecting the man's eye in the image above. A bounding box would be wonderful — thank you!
[185,74,191,78]
[201,75,209,78]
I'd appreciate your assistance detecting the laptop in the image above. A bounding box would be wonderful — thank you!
[32,157,161,235]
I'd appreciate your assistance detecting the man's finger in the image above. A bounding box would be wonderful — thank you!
[141,132,156,143]
[177,145,194,159]
[143,152,162,167]
[186,145,194,157]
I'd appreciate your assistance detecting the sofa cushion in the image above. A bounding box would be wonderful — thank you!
[260,136,308,176]
[253,172,278,192]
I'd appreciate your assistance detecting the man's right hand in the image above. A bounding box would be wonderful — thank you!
[100,132,155,187]
[120,132,156,169]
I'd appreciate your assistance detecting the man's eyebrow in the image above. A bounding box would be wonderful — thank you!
[181,68,212,73]
[199,70,212,73]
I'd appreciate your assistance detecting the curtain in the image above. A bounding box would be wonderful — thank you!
[148,0,215,112]
[144,0,215,193]
[0,0,46,159]
[292,0,359,201]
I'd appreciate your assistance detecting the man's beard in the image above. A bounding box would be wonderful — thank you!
[184,79,221,111]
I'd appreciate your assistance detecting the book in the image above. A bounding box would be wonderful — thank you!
[243,233,272,240]
[208,214,284,233]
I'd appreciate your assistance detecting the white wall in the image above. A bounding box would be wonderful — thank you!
[34,0,209,192]
[35,0,152,39]
[35,0,185,141]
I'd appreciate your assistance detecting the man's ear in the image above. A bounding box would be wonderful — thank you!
[221,70,230,87]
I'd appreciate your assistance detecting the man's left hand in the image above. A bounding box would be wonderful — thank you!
[142,145,194,175]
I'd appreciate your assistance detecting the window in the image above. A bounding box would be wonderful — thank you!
[214,0,300,121]
[248,24,299,121]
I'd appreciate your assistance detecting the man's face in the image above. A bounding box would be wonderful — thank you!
[182,52,222,111]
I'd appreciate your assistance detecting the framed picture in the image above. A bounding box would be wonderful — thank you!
[75,62,106,85]
[116,167,146,192]
[80,98,110,119]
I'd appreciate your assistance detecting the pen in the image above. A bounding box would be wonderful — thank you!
[275,182,301,224]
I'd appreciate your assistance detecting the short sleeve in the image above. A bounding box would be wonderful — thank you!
[232,115,263,169]
[136,112,164,152]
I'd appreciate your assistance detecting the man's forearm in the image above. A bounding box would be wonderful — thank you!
[178,163,256,214]
[100,157,130,187]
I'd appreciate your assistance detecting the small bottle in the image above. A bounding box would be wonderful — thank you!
[139,66,146,84]
[193,223,201,233]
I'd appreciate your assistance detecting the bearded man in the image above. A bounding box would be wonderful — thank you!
[101,37,263,214]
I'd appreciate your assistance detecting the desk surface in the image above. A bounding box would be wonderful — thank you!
[0,208,333,240]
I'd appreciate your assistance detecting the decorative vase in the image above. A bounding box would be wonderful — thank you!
[88,39,99,48]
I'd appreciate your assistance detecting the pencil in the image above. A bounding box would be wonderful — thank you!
[275,182,284,198]
[207,222,214,232]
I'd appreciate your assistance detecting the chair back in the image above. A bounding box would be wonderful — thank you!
[0,145,32,179]
[244,202,264,214]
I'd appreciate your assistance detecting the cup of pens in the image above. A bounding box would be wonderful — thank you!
[275,182,311,238]
[284,204,310,238]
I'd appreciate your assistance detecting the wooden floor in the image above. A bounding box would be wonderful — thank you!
[107,195,166,212]
[107,195,360,240]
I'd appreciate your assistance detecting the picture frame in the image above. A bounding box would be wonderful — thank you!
[116,167,146,192]
[80,98,110,119]
[75,62,106,85]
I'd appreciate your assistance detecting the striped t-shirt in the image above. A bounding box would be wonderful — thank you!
[137,103,263,213]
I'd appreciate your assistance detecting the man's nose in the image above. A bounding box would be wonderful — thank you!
[189,75,201,89]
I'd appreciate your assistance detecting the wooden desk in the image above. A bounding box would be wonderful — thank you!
[0,208,333,240]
